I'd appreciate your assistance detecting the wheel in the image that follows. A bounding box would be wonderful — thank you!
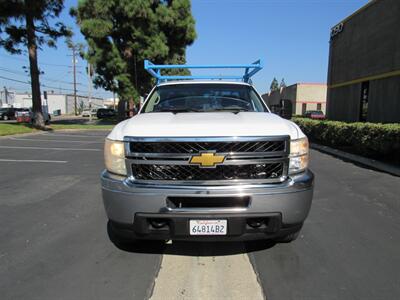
[3,115,8,121]
[274,230,301,243]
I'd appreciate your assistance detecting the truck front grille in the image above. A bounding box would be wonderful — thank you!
[132,163,284,181]
[125,136,289,184]
[129,140,285,154]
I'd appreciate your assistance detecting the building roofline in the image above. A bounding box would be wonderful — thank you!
[297,82,327,86]
[284,82,327,88]
[262,82,327,95]
[332,0,378,28]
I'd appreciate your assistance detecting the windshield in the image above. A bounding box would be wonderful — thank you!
[142,84,268,113]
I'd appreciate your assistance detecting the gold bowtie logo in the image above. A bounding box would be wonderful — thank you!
[190,152,226,168]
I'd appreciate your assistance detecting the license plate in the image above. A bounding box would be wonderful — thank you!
[189,219,227,235]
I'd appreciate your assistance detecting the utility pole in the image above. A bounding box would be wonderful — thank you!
[113,91,116,110]
[72,46,77,116]
[67,39,82,116]
[87,62,93,122]
[4,86,8,105]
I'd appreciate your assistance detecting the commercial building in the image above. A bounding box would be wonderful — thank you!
[11,92,104,115]
[262,83,327,116]
[327,0,400,123]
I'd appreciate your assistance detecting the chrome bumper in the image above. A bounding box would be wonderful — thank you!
[101,169,314,226]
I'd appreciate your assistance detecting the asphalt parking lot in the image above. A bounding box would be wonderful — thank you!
[0,130,399,300]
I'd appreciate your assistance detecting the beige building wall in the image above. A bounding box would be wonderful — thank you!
[295,84,327,115]
[262,83,327,116]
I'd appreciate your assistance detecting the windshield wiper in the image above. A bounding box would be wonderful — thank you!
[210,107,250,114]
[151,107,250,114]
[154,108,201,114]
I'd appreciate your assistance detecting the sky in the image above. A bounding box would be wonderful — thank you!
[0,0,369,99]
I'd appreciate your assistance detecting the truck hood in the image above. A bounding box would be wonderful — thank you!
[107,112,303,140]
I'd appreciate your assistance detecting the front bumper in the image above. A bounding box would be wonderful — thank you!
[101,170,314,241]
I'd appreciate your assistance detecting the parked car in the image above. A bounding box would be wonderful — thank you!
[97,108,116,119]
[0,107,16,120]
[15,108,31,122]
[304,110,325,120]
[102,59,314,246]
[82,108,97,117]
[28,109,51,125]
[15,108,30,114]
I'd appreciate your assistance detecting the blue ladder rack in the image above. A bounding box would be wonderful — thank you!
[144,59,263,84]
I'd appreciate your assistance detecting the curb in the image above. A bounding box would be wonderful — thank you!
[0,131,43,139]
[311,143,400,177]
[0,128,111,139]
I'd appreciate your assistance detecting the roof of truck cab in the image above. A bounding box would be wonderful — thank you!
[156,81,253,87]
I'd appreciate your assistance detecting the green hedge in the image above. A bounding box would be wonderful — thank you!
[292,117,400,163]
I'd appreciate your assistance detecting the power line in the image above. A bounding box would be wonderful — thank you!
[0,67,85,86]
[0,53,83,68]
[0,67,27,76]
[0,74,110,98]
[0,75,30,85]
[0,75,87,93]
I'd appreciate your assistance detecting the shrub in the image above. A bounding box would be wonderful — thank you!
[292,117,400,163]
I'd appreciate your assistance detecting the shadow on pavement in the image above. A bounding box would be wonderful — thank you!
[110,238,276,257]
[164,240,276,256]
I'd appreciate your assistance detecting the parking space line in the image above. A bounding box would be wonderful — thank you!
[0,159,67,163]
[8,137,104,144]
[150,250,264,300]
[43,133,108,138]
[0,146,101,151]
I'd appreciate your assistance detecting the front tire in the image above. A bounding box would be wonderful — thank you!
[3,115,8,121]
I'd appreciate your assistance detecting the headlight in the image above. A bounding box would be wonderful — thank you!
[104,139,127,176]
[289,137,309,174]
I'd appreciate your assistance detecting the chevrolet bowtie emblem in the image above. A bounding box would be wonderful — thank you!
[189,152,226,168]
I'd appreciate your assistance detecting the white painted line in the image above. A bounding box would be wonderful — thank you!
[0,159,67,163]
[150,246,264,300]
[43,133,107,138]
[9,137,104,144]
[0,146,101,151]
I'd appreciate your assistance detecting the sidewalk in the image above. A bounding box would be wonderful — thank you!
[311,143,400,177]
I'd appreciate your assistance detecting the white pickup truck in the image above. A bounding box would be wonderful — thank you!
[101,61,313,245]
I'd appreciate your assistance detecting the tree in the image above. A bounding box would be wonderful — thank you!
[279,78,286,88]
[270,77,279,92]
[71,0,196,118]
[0,0,71,128]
